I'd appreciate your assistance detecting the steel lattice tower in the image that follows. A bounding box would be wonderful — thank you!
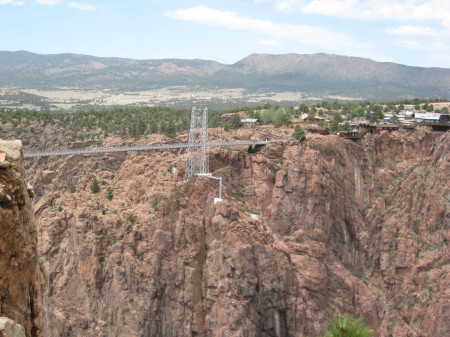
[184,107,209,181]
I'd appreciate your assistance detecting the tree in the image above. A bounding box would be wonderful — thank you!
[323,314,373,337]
[350,107,365,118]
[299,103,309,113]
[273,108,290,127]
[293,125,305,141]
[342,122,351,131]
[149,122,158,134]
[90,178,100,194]
[329,113,342,132]
[307,109,316,121]
[164,120,176,138]
[230,113,242,129]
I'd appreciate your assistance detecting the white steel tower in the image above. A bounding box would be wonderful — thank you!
[184,107,209,181]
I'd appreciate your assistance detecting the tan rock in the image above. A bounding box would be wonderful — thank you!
[0,317,26,337]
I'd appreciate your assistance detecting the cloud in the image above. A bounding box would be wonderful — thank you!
[0,0,24,4]
[267,0,450,26]
[386,25,439,37]
[257,40,281,46]
[67,2,96,10]
[273,0,307,11]
[387,23,450,67]
[165,6,371,53]
[35,0,60,5]
[259,0,450,66]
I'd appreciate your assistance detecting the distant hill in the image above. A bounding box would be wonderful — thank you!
[0,51,449,100]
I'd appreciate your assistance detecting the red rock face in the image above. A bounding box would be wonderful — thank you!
[0,140,43,337]
[29,129,449,337]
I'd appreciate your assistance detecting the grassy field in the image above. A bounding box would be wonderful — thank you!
[1,86,364,110]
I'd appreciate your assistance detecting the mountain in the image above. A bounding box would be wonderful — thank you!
[1,50,449,99]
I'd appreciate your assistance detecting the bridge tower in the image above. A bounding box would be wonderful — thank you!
[184,107,209,181]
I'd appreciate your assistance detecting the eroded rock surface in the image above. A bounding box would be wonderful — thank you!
[0,140,43,337]
[28,129,449,337]
[0,317,26,337]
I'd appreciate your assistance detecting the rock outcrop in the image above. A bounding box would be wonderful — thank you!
[29,129,449,337]
[0,317,26,337]
[0,140,43,337]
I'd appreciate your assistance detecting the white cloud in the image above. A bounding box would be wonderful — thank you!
[303,0,358,16]
[35,0,60,5]
[386,25,439,37]
[268,0,450,26]
[387,23,450,67]
[165,6,397,65]
[165,6,371,53]
[257,40,281,46]
[67,2,96,10]
[0,0,24,5]
[259,0,450,66]
[273,0,307,11]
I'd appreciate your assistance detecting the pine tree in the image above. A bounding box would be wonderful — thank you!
[90,178,100,194]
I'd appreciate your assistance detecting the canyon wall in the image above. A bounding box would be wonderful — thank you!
[29,129,449,337]
[0,140,43,337]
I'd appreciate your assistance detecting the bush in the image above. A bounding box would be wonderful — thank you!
[151,194,164,210]
[105,190,113,200]
[90,178,100,194]
[323,314,373,337]
[230,113,243,129]
[293,125,305,141]
[69,185,76,193]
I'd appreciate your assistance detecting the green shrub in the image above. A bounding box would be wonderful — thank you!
[69,185,76,193]
[105,190,113,200]
[323,314,373,337]
[293,125,305,141]
[90,178,100,193]
[151,194,165,210]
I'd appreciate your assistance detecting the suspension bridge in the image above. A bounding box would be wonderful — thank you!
[23,108,270,202]
[24,140,269,158]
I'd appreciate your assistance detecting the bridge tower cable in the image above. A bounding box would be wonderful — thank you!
[184,107,209,181]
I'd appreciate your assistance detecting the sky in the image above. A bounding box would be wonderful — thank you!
[1,0,450,68]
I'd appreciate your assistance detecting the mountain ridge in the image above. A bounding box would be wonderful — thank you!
[1,50,449,99]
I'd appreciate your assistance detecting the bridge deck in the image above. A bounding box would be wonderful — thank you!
[24,140,269,158]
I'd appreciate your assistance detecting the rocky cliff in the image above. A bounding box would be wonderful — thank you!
[28,128,449,337]
[0,140,43,337]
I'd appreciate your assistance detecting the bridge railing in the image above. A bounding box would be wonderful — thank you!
[24,140,269,158]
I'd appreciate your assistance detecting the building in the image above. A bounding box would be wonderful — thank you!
[240,118,260,128]
[414,113,450,123]
[414,113,450,131]
[306,126,330,135]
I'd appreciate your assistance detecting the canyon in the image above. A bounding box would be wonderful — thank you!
[1,127,449,336]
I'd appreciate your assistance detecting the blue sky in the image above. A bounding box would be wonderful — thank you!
[1,0,449,68]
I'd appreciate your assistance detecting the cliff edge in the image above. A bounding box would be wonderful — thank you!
[0,140,42,337]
